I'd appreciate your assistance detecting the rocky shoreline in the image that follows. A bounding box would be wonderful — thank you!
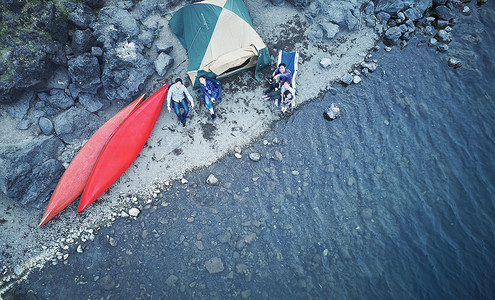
[0,0,478,293]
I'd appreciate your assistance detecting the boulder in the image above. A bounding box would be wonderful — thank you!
[156,41,173,54]
[16,120,31,130]
[436,29,452,43]
[6,91,35,119]
[385,26,402,40]
[155,53,174,77]
[285,0,311,9]
[206,174,219,186]
[404,7,423,21]
[68,53,102,94]
[83,0,104,9]
[39,117,54,135]
[67,2,96,29]
[91,6,140,50]
[448,57,462,68]
[72,29,94,55]
[138,30,155,48]
[249,153,261,162]
[101,42,154,100]
[435,5,455,20]
[323,103,341,121]
[53,107,100,144]
[320,22,340,39]
[0,136,65,207]
[320,58,332,68]
[43,89,75,110]
[340,74,354,85]
[78,93,109,113]
[136,0,176,21]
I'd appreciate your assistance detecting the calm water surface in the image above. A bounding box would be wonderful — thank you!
[5,2,495,299]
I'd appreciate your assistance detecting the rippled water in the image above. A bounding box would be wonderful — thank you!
[5,2,495,299]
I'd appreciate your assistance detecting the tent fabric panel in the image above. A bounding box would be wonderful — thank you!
[207,46,257,75]
[200,0,227,6]
[168,3,223,70]
[255,47,270,81]
[199,8,266,71]
[223,0,253,27]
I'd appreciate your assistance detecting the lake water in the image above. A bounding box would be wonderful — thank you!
[4,2,495,299]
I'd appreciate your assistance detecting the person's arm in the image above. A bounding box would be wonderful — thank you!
[272,68,280,78]
[182,86,195,108]
[166,86,172,112]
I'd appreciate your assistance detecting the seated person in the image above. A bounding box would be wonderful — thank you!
[198,76,222,121]
[275,81,295,113]
[263,63,292,97]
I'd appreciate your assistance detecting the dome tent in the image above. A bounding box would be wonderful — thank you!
[169,0,270,87]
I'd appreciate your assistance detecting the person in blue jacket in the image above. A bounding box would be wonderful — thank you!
[198,76,222,121]
[262,63,292,98]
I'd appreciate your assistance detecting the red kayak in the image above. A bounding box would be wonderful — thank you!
[39,94,146,226]
[77,83,169,212]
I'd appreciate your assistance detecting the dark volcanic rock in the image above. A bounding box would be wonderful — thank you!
[101,42,154,100]
[39,117,54,135]
[5,91,35,119]
[42,89,75,110]
[78,93,109,113]
[68,53,102,95]
[67,2,97,29]
[72,29,95,55]
[53,107,100,144]
[0,1,68,104]
[435,5,455,20]
[0,136,65,207]
[91,6,140,50]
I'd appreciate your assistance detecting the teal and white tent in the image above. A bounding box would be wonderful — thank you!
[169,0,270,87]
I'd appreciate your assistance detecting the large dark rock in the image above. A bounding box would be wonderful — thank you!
[53,107,100,144]
[101,42,154,100]
[68,53,102,95]
[5,91,35,119]
[0,1,68,104]
[42,89,75,110]
[91,6,140,50]
[435,5,455,20]
[136,0,175,21]
[286,0,312,9]
[83,0,104,9]
[67,2,97,29]
[0,136,65,207]
[72,29,95,55]
[78,93,109,113]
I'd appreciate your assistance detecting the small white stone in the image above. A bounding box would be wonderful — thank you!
[320,58,332,68]
[234,153,242,159]
[129,207,140,217]
[353,75,362,84]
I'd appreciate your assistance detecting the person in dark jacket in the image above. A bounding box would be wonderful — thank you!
[262,63,292,97]
[198,76,222,121]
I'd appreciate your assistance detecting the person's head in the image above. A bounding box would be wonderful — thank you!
[282,80,290,89]
[198,76,206,85]
[174,78,182,88]
[278,63,286,73]
[284,90,292,99]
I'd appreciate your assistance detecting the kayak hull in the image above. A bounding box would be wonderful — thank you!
[39,95,146,226]
[77,83,169,212]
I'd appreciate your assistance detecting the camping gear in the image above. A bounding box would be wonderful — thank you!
[77,83,169,212]
[277,50,299,88]
[169,0,270,87]
[39,94,146,226]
